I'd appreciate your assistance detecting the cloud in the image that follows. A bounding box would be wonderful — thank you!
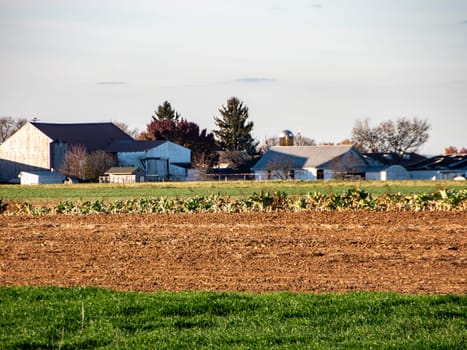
[312,3,323,9]
[234,77,277,84]
[96,81,127,85]
[461,19,467,24]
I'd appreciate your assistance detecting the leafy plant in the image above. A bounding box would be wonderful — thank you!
[1,188,466,216]
[0,199,7,214]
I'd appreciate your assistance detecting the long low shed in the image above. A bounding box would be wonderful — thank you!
[18,171,65,185]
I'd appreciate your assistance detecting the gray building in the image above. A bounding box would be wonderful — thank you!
[252,145,367,180]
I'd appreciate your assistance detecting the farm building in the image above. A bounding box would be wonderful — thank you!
[107,140,191,181]
[361,152,425,180]
[407,154,467,180]
[365,165,410,181]
[252,145,367,180]
[362,152,426,168]
[18,170,65,185]
[0,121,132,182]
[102,167,145,184]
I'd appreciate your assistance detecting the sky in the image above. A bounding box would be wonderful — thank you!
[0,0,466,155]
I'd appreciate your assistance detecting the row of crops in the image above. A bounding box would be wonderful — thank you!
[1,188,466,215]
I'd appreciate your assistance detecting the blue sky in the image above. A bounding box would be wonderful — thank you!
[1,0,466,154]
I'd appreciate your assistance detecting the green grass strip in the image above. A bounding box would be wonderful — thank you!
[1,180,466,204]
[0,287,465,349]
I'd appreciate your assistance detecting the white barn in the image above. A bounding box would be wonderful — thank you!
[251,145,367,180]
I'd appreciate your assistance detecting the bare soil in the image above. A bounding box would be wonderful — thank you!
[1,212,466,294]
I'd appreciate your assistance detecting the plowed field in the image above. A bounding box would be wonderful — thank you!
[1,212,466,294]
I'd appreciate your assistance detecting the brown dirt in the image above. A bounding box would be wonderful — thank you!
[1,211,466,294]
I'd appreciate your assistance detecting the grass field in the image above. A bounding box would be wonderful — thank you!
[2,180,465,348]
[1,180,465,204]
[1,287,465,349]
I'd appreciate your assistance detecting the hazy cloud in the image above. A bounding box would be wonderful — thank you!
[461,19,467,24]
[312,3,323,9]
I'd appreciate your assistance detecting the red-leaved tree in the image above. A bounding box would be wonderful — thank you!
[141,102,218,169]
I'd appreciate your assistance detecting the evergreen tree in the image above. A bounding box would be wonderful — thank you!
[213,97,258,154]
[153,101,180,121]
[142,104,218,169]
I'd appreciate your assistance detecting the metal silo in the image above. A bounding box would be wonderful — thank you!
[279,130,294,146]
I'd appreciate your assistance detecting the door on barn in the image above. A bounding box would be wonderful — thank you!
[145,158,169,181]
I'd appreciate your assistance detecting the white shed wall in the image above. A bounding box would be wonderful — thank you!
[19,172,65,185]
[0,123,53,180]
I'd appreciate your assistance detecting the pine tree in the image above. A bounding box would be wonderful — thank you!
[153,101,180,121]
[142,103,218,168]
[213,97,258,154]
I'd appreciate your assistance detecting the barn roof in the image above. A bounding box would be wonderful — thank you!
[362,152,427,167]
[18,170,65,177]
[31,122,133,152]
[106,140,167,153]
[252,145,360,170]
[408,154,467,170]
[104,167,141,175]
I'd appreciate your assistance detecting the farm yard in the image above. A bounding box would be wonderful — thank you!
[1,181,466,348]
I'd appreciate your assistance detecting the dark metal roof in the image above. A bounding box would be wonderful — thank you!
[106,140,167,153]
[170,162,192,169]
[31,122,133,152]
[362,152,427,167]
[408,154,467,170]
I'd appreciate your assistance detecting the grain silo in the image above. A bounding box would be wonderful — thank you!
[279,130,294,146]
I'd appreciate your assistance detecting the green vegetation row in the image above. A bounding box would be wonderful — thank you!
[1,180,466,204]
[2,188,466,215]
[1,286,465,349]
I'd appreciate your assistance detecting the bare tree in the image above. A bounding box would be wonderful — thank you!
[84,150,115,181]
[351,119,380,152]
[260,133,315,153]
[351,117,430,154]
[59,145,88,180]
[114,121,139,139]
[294,133,316,146]
[0,117,27,143]
[60,146,115,181]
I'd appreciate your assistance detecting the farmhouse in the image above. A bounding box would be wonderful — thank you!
[0,121,132,182]
[102,166,145,184]
[252,145,367,180]
[106,140,191,181]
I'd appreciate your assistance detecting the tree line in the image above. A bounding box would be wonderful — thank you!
[2,96,465,182]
